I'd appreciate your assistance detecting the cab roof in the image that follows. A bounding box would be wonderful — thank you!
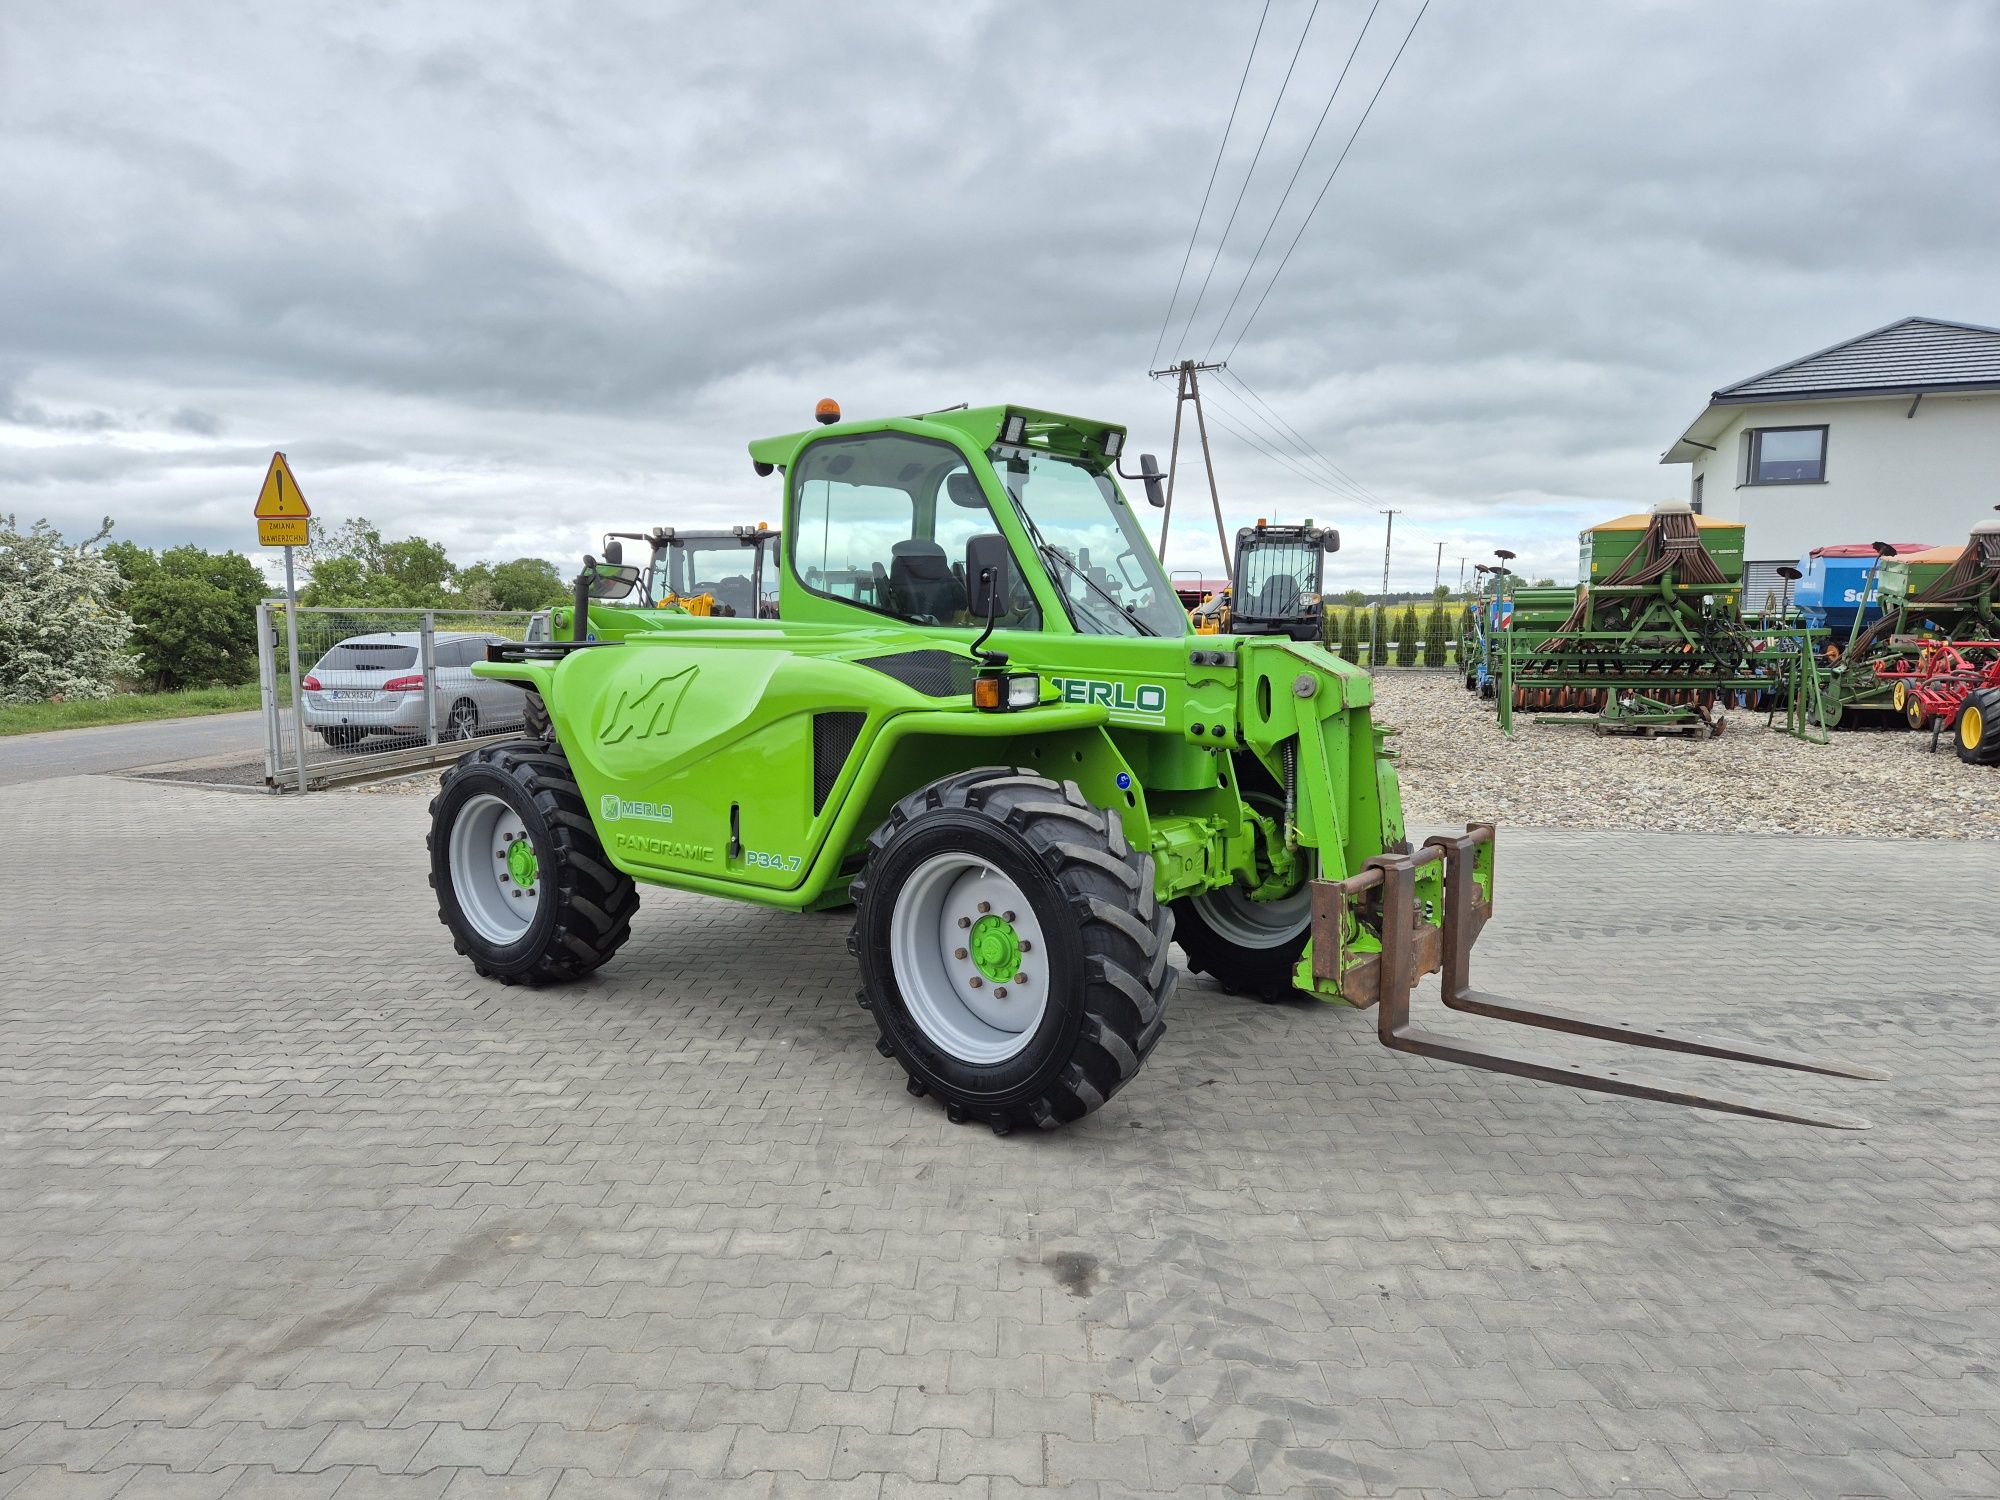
[747,403,1127,474]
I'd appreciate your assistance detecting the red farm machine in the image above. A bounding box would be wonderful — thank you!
[1815,520,2000,734]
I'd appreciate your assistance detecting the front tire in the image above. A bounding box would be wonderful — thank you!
[429,741,638,985]
[850,768,1172,1132]
[523,689,551,740]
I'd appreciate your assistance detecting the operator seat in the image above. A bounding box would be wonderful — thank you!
[710,576,755,617]
[1255,575,1303,617]
[889,539,967,621]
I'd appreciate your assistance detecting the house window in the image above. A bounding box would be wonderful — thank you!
[1691,474,1704,513]
[1745,425,1827,485]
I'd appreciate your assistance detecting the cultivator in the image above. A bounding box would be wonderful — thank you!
[1495,503,1825,738]
[1816,521,2000,729]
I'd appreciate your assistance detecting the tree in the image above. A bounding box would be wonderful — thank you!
[1396,605,1421,666]
[0,515,136,703]
[458,557,564,612]
[107,544,268,690]
[299,516,457,607]
[1337,607,1360,663]
[1367,606,1387,668]
[1423,604,1447,667]
[1341,588,1368,607]
[1433,583,1452,600]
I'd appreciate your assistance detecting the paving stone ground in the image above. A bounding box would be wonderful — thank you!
[2,772,1995,1500]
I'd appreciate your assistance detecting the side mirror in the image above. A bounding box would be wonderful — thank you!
[603,538,623,565]
[1320,528,1340,554]
[966,533,1014,619]
[1139,453,1165,508]
[586,562,642,599]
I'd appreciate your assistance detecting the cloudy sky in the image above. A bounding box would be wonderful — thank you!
[4,0,1997,591]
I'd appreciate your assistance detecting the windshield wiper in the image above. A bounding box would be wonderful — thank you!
[1038,544,1157,636]
[1010,507,1156,637]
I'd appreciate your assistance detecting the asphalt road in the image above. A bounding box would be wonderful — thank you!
[0,709,266,787]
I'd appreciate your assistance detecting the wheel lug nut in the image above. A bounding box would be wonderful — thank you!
[954,947,968,960]
[994,986,1008,998]
[957,916,971,929]
[1002,910,1015,922]
[968,977,983,988]
[1014,971,1027,984]
[511,890,522,899]
[977,901,991,914]
[1019,940,1032,953]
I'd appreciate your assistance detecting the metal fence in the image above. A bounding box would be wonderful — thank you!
[258,605,544,791]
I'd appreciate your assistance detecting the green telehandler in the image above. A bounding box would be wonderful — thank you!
[429,401,1880,1133]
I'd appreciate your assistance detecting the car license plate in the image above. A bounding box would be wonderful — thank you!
[330,690,372,701]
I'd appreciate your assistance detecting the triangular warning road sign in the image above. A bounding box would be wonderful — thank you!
[254,452,311,519]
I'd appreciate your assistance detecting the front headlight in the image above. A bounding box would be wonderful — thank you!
[973,672,1040,711]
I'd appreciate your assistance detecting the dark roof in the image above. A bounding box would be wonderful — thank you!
[1715,316,2000,402]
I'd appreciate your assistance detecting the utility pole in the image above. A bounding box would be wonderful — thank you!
[1457,556,1466,591]
[1147,358,1232,580]
[1375,508,1402,668]
[1432,540,1444,594]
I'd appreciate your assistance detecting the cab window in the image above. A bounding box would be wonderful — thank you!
[790,431,1039,628]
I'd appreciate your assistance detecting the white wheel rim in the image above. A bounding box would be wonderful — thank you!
[889,853,1050,1064]
[1187,876,1312,950]
[449,793,544,945]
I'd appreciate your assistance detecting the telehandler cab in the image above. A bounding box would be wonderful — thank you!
[431,401,1880,1133]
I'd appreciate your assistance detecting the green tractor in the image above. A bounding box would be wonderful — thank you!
[429,402,1878,1132]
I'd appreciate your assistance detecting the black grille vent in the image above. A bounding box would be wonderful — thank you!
[812,711,866,812]
[856,650,974,698]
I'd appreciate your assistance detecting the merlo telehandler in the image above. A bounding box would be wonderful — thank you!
[430,402,1880,1132]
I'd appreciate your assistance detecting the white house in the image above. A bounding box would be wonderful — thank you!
[1661,316,2000,604]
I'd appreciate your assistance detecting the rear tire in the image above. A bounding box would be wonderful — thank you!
[850,768,1172,1132]
[316,727,363,748]
[1173,880,1313,1001]
[429,741,638,985]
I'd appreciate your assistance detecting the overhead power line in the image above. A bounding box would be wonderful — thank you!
[1201,382,1375,509]
[1199,404,1356,504]
[1223,0,1432,360]
[1149,0,1272,371]
[1201,0,1384,359]
[1216,368,1382,506]
[1169,0,1324,361]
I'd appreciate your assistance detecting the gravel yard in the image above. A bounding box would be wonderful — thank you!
[1379,669,2000,839]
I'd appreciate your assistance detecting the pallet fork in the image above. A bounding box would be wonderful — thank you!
[1312,825,1887,1129]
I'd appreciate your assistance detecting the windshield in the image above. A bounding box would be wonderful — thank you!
[1236,536,1321,620]
[651,537,764,618]
[991,447,1184,637]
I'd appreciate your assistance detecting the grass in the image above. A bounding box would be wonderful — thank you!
[0,683,274,737]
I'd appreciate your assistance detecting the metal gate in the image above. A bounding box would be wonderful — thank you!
[258,604,544,791]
